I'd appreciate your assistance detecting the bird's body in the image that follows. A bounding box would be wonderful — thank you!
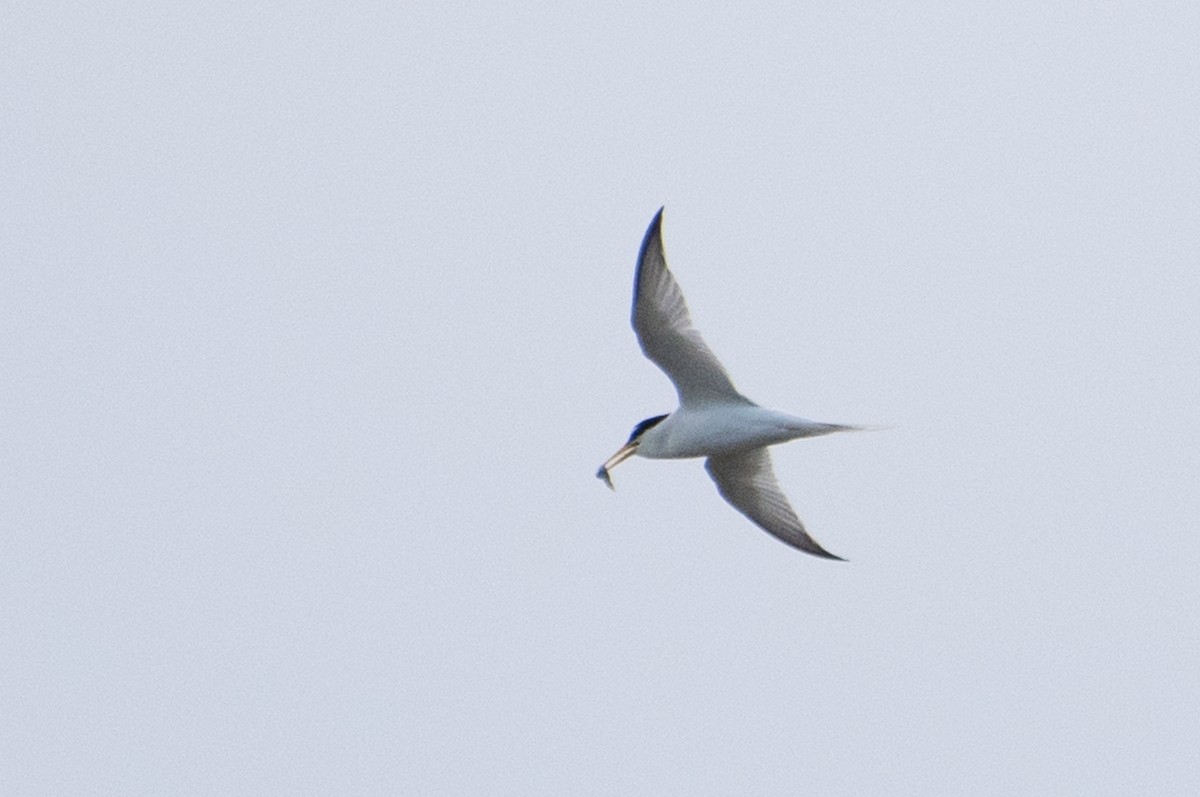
[597,207,859,560]
[635,405,850,461]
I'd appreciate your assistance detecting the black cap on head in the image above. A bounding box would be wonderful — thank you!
[627,414,668,444]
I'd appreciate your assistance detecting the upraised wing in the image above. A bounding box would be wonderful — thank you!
[632,208,751,408]
[705,448,845,560]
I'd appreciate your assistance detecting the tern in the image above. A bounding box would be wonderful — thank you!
[597,208,858,560]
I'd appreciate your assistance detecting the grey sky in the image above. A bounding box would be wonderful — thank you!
[4,2,1199,794]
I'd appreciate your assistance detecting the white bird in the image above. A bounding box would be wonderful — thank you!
[597,208,859,560]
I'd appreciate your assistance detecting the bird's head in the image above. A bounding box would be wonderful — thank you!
[595,414,668,490]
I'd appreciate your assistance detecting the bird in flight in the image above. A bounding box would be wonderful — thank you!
[597,208,859,560]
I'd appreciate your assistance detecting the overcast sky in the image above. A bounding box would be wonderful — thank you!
[4,2,1199,794]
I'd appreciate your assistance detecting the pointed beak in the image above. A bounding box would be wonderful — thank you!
[595,441,638,490]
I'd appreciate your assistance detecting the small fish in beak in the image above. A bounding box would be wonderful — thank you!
[596,466,614,490]
[595,440,640,490]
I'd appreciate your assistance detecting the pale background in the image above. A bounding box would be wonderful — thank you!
[4,2,1199,794]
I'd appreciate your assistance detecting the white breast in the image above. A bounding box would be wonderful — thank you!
[637,405,828,460]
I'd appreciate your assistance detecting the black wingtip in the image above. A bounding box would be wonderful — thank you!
[640,207,665,255]
[632,207,667,324]
[802,541,848,562]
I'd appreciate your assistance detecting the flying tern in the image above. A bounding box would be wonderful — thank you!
[597,208,858,560]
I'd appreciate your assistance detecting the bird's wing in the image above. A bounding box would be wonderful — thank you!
[705,448,845,560]
[632,208,751,408]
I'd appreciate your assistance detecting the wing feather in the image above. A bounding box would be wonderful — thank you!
[705,448,844,560]
[632,209,751,407]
